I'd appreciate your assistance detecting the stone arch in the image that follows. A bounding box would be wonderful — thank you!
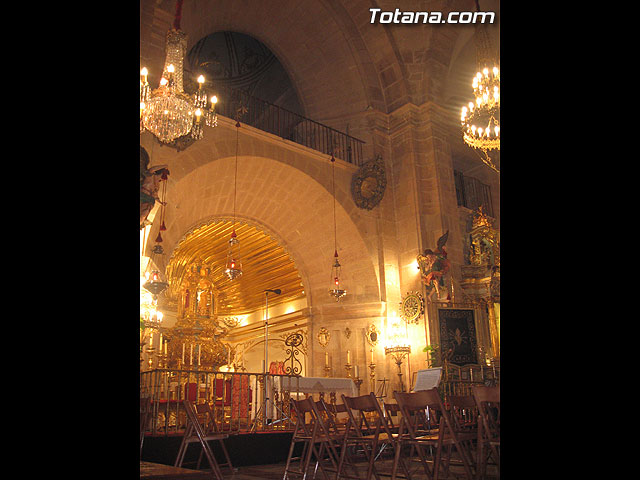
[151,151,381,308]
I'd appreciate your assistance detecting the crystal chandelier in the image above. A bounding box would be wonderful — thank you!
[140,1,217,149]
[460,66,500,167]
[460,5,500,172]
[225,121,243,281]
[328,154,346,300]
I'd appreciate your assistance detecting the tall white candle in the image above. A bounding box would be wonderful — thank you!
[347,350,351,364]
[149,331,153,350]
[354,365,359,378]
[198,345,201,366]
[190,344,193,365]
[325,351,329,367]
[371,348,374,364]
[182,344,185,364]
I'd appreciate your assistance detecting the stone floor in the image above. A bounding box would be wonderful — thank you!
[169,459,498,479]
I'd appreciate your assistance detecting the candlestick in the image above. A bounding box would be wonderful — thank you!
[369,361,376,394]
[345,363,352,378]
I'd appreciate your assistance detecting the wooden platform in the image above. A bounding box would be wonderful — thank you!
[140,461,215,480]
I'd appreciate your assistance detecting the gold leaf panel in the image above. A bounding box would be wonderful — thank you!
[166,220,305,315]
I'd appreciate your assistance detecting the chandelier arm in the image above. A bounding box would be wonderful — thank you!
[475,149,499,173]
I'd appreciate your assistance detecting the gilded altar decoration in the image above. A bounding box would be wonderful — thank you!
[469,206,500,268]
[417,230,452,301]
[317,327,330,347]
[221,316,241,328]
[365,324,379,347]
[400,291,425,324]
[351,154,387,210]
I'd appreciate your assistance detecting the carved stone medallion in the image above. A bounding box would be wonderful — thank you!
[351,155,386,210]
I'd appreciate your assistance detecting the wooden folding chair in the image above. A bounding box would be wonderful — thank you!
[283,396,342,480]
[383,401,401,433]
[315,399,348,435]
[392,388,476,480]
[472,386,500,480]
[448,395,478,433]
[175,400,232,480]
[140,396,151,457]
[336,392,409,480]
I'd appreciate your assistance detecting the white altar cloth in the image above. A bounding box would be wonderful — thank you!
[412,367,442,392]
[280,376,358,397]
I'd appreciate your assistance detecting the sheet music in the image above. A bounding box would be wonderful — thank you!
[412,367,442,392]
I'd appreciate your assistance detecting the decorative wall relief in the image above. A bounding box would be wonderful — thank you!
[400,292,425,324]
[351,154,387,210]
[317,327,330,347]
[365,324,379,347]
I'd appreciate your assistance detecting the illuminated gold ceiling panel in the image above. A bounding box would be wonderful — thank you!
[166,220,305,315]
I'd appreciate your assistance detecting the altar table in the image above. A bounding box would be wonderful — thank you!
[279,376,358,397]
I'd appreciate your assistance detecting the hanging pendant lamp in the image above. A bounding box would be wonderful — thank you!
[328,154,346,300]
[225,121,243,280]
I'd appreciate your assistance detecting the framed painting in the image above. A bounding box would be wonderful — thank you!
[437,308,478,366]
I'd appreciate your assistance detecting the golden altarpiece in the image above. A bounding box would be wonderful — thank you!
[418,207,500,395]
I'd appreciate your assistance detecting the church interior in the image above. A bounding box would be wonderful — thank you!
[140,1,500,478]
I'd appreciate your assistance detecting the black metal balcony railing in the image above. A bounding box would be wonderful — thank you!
[215,86,365,166]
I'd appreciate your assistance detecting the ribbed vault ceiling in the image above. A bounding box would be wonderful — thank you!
[165,219,305,315]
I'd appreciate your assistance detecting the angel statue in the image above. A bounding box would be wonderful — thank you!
[140,145,169,230]
[417,230,452,301]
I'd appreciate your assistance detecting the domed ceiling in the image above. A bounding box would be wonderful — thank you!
[185,31,304,116]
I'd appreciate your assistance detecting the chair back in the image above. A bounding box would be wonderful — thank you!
[290,396,333,440]
[383,401,401,430]
[472,385,500,440]
[448,395,478,432]
[193,402,222,434]
[393,389,442,438]
[341,392,395,440]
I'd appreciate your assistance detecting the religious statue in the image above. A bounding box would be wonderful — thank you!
[417,230,451,301]
[140,145,169,229]
[468,206,500,268]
